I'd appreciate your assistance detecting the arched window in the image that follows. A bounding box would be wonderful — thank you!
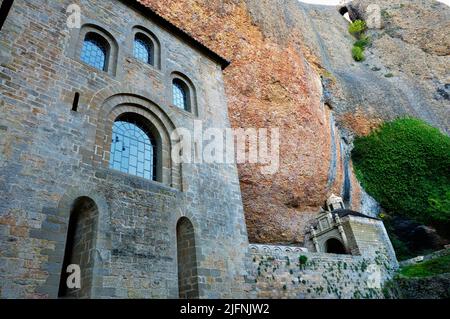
[109,114,158,181]
[80,32,109,71]
[172,79,190,111]
[134,33,153,65]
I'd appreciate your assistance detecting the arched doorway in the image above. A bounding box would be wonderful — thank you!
[176,217,199,299]
[325,238,347,254]
[58,197,98,298]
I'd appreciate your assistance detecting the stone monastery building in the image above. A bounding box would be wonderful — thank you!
[0,0,397,299]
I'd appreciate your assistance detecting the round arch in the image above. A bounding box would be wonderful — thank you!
[52,187,111,298]
[176,217,200,299]
[91,92,182,189]
[58,196,99,298]
[72,23,119,76]
[132,25,161,69]
[325,238,347,254]
[110,112,163,182]
[169,71,198,116]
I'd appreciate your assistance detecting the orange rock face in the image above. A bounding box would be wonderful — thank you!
[138,0,346,243]
[338,110,383,137]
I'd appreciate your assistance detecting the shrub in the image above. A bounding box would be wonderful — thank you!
[349,20,369,62]
[354,36,371,49]
[348,20,367,38]
[299,255,308,266]
[352,118,450,225]
[352,45,365,61]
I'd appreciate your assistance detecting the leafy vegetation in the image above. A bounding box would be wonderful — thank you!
[354,36,370,49]
[299,255,308,265]
[352,118,450,226]
[348,20,367,37]
[352,46,365,61]
[299,255,308,269]
[398,254,450,278]
[348,20,370,62]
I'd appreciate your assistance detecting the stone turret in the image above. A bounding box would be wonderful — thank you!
[326,193,345,212]
[308,195,398,268]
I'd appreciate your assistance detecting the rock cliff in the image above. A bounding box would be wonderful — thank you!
[138,0,449,244]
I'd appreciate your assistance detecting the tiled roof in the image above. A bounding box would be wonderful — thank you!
[333,209,380,221]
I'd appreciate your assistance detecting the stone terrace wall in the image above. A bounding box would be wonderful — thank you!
[246,244,394,299]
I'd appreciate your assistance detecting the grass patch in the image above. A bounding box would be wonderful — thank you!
[399,254,450,278]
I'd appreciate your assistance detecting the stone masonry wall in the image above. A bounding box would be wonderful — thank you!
[0,0,249,298]
[343,216,398,266]
[246,244,396,299]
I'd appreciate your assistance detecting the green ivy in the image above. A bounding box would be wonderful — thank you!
[352,118,450,225]
[299,255,308,266]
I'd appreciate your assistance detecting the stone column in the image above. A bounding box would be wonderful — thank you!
[335,214,349,253]
[310,226,320,252]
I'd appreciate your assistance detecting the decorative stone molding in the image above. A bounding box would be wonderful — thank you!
[249,244,308,255]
